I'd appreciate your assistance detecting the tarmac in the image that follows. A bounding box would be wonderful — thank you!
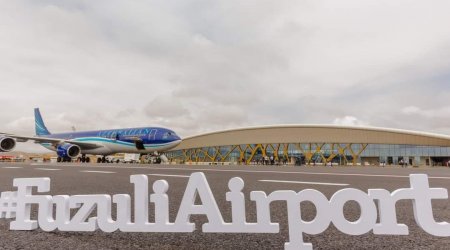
[0,162,450,249]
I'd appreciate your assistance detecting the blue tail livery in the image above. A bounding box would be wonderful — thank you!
[34,108,51,136]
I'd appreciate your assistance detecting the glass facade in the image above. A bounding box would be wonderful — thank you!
[166,143,450,166]
[360,144,450,157]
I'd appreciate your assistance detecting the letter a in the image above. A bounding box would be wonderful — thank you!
[174,172,227,232]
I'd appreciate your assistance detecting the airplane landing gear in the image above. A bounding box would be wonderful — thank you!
[79,154,91,163]
[96,156,107,163]
[142,152,163,164]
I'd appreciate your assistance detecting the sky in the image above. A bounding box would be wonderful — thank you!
[1,0,450,153]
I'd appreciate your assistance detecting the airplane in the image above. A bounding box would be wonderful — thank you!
[0,108,182,163]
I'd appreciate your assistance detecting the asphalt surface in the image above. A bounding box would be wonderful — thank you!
[1,162,450,249]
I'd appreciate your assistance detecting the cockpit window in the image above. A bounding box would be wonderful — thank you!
[162,131,177,139]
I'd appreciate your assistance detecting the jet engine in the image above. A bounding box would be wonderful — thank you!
[0,136,16,152]
[57,143,81,158]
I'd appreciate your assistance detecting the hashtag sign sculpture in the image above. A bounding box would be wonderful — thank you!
[0,191,18,219]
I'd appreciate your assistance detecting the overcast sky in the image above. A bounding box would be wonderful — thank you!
[1,0,450,152]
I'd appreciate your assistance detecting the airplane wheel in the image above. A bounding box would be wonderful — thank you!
[57,157,62,163]
[86,157,90,163]
[97,157,102,163]
[81,154,87,163]
[102,156,106,163]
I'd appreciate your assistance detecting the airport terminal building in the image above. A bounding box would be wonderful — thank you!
[166,125,450,166]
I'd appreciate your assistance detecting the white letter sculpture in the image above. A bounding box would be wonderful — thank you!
[0,173,448,250]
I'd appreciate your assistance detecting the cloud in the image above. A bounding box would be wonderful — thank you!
[1,0,450,152]
[333,116,369,127]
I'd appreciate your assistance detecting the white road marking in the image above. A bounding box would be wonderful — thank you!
[26,164,450,180]
[259,179,349,186]
[81,170,116,174]
[36,168,61,171]
[147,174,190,178]
[1,166,23,169]
[139,167,450,180]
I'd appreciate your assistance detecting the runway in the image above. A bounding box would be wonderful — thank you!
[0,162,449,249]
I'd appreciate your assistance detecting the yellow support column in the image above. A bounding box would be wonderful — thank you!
[315,143,325,165]
[221,145,238,163]
[212,146,221,162]
[350,144,368,165]
[283,144,289,163]
[245,144,254,165]
[237,145,245,164]
[247,144,263,165]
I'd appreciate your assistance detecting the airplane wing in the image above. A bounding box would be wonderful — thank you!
[0,133,102,150]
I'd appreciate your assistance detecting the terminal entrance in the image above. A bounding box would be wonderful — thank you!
[361,157,379,166]
[387,157,393,165]
[430,157,450,166]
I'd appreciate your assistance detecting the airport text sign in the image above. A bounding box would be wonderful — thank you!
[1,173,449,250]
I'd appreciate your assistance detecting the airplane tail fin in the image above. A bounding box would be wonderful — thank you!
[34,108,51,136]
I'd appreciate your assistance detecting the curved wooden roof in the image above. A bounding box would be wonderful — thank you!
[172,125,450,150]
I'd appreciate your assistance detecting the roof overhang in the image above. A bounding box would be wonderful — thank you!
[171,125,450,150]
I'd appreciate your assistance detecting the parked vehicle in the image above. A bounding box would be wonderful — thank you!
[123,154,141,164]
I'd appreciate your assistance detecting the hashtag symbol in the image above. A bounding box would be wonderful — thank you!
[0,191,18,219]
